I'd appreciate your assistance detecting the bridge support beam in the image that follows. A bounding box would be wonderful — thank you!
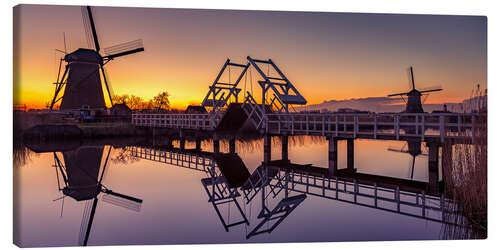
[264,135,271,164]
[441,143,452,186]
[281,135,288,161]
[213,139,220,154]
[427,142,440,194]
[347,139,355,172]
[328,137,338,176]
[180,139,186,150]
[229,138,236,154]
[195,139,201,151]
[164,139,173,148]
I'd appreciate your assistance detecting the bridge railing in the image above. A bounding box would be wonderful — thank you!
[265,112,481,142]
[132,113,222,130]
[267,167,458,224]
[130,146,219,175]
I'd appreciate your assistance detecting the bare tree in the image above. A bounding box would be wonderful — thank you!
[152,91,170,110]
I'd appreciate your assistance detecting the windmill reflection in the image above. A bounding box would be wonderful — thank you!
[387,140,428,180]
[53,146,143,246]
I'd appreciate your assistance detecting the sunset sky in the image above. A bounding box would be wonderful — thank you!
[13,4,487,110]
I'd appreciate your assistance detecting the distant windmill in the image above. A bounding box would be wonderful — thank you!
[50,6,145,110]
[387,66,442,113]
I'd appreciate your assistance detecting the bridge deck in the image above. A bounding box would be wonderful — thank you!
[133,112,480,143]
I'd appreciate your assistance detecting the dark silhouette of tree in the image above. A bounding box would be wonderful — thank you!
[112,94,130,104]
[152,91,170,110]
[111,91,170,110]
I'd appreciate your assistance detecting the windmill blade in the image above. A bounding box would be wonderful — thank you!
[86,6,101,52]
[79,198,99,246]
[104,48,145,60]
[98,145,112,184]
[55,49,66,54]
[50,63,69,110]
[409,66,416,90]
[103,39,145,60]
[103,189,143,203]
[422,93,430,105]
[420,88,443,93]
[387,92,409,97]
[387,142,409,154]
[410,156,416,179]
[387,148,409,154]
[63,32,67,54]
[101,192,142,212]
[100,64,114,107]
[55,59,63,87]
[80,6,95,50]
[104,39,144,56]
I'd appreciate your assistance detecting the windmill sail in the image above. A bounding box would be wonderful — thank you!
[104,39,145,60]
[53,6,145,110]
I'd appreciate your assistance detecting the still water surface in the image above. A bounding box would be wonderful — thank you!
[14,137,447,247]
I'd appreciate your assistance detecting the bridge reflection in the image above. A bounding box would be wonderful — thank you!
[28,134,462,244]
[130,134,461,239]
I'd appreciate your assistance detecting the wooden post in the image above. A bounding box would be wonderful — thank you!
[281,135,288,161]
[427,142,439,194]
[213,139,220,154]
[328,137,338,176]
[347,139,355,172]
[180,138,186,150]
[421,114,425,141]
[264,135,271,164]
[439,115,445,143]
[165,138,173,148]
[354,116,358,138]
[195,139,201,151]
[395,115,400,140]
[335,115,339,137]
[322,115,325,135]
[441,143,452,186]
[229,138,236,154]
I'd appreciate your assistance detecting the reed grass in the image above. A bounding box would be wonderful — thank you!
[441,86,487,239]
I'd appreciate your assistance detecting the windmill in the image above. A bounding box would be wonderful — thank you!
[387,66,442,113]
[50,6,145,110]
[387,141,428,180]
[53,146,143,246]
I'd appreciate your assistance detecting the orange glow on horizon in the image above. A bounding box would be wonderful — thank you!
[13,5,486,111]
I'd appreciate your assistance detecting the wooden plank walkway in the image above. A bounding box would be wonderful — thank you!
[133,111,481,143]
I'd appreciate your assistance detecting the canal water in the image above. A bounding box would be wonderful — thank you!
[14,136,448,247]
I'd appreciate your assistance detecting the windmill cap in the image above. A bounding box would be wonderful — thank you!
[408,89,422,96]
[64,48,103,64]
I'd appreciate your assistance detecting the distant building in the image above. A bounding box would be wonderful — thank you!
[110,103,132,116]
[185,105,207,114]
[336,108,371,114]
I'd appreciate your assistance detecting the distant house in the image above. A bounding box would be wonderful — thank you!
[185,105,207,114]
[336,108,370,114]
[110,103,132,115]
